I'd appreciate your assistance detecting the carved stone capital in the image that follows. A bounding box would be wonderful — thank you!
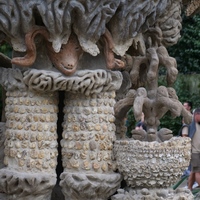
[23,69,123,94]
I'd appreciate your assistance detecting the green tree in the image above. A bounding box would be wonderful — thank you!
[0,42,12,121]
[168,14,200,74]
[0,42,12,58]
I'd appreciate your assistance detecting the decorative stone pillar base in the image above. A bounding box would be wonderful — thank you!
[0,169,56,200]
[60,172,122,200]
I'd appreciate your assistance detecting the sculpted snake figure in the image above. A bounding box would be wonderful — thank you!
[11,26,124,76]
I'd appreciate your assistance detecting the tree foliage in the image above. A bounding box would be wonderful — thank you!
[0,42,12,120]
[0,43,12,58]
[168,14,200,74]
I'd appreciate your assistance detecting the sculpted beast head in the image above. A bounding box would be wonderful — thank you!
[11,26,84,76]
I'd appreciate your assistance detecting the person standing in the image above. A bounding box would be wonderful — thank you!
[182,101,193,125]
[178,101,193,137]
[183,101,193,112]
[135,112,147,131]
[182,108,200,190]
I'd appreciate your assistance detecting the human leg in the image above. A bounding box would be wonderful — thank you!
[195,172,200,186]
[188,171,195,190]
[188,153,199,190]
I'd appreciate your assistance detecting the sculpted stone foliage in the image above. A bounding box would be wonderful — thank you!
[0,169,56,200]
[0,0,180,54]
[22,69,122,94]
[0,68,26,92]
[0,0,182,78]
[60,173,122,200]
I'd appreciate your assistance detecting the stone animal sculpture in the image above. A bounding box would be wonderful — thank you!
[11,26,84,76]
[11,26,124,76]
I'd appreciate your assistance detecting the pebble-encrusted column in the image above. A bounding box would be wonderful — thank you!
[60,91,122,200]
[0,122,5,169]
[0,89,58,200]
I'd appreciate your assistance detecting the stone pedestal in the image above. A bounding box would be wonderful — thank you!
[0,169,56,200]
[60,172,121,200]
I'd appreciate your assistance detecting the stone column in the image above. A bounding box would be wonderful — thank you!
[0,89,58,200]
[60,71,122,200]
[0,122,5,169]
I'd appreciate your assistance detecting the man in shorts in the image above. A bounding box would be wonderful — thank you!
[182,108,200,190]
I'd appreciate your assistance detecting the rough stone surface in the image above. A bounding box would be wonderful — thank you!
[0,169,56,200]
[3,90,58,173]
[111,188,194,200]
[60,172,122,200]
[61,92,117,173]
[184,0,200,16]
[114,137,191,188]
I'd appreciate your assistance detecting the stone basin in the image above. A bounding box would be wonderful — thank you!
[113,137,191,189]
